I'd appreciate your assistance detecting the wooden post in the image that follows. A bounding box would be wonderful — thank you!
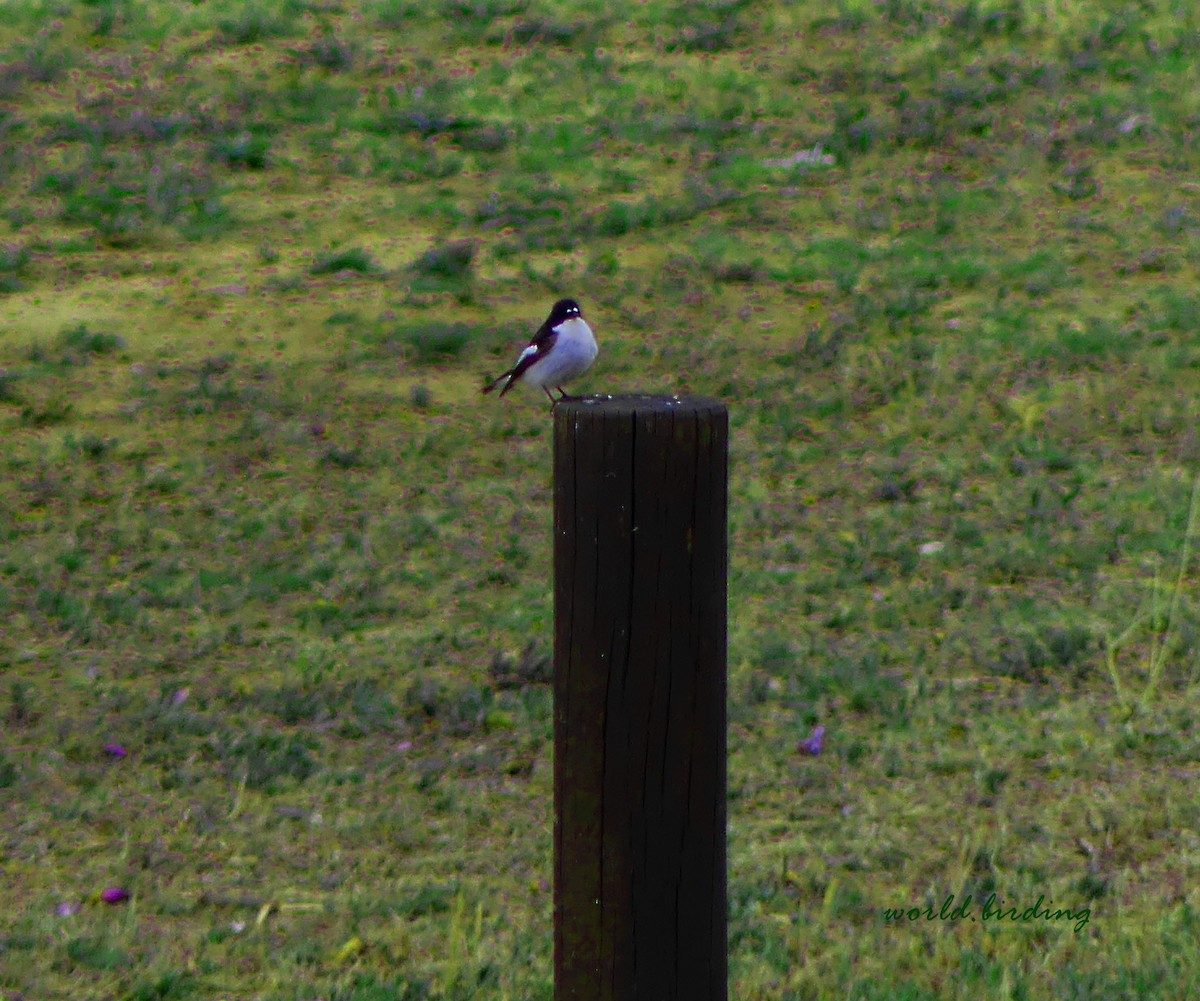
[553,395,728,1001]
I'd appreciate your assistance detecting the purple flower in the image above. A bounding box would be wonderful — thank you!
[102,744,127,758]
[56,901,81,917]
[798,725,825,756]
[100,888,130,905]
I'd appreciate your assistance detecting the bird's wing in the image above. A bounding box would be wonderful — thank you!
[486,321,559,396]
[482,312,567,396]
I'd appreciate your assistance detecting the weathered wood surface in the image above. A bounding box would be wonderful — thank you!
[554,395,728,1001]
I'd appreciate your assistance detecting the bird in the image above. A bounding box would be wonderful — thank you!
[482,298,597,406]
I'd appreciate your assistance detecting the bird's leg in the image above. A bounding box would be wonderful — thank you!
[556,387,579,401]
[543,386,558,406]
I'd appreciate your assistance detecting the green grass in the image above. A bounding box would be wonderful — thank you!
[3,0,1200,997]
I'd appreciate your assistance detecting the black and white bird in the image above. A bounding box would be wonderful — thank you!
[482,298,597,405]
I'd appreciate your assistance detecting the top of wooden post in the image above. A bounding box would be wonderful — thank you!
[554,394,726,416]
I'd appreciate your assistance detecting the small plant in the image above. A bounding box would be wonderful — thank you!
[7,681,36,725]
[497,17,583,46]
[58,324,125,359]
[301,35,355,71]
[216,6,291,45]
[220,732,319,791]
[20,398,73,426]
[375,0,422,25]
[50,152,228,246]
[1103,475,1200,716]
[310,247,378,275]
[440,0,528,21]
[65,432,115,458]
[711,260,764,283]
[128,971,198,1001]
[89,0,122,38]
[399,322,472,363]
[210,132,271,170]
[65,937,128,971]
[456,123,512,152]
[410,239,476,278]
[3,42,69,90]
[320,444,364,468]
[0,244,29,293]
[0,369,21,401]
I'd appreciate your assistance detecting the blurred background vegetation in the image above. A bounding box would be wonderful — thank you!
[3,0,1200,998]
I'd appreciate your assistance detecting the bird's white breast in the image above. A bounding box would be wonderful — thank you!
[525,317,598,388]
[555,317,598,360]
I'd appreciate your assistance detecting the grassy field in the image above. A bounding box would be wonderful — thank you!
[3,0,1200,997]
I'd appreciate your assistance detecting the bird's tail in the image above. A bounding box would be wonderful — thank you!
[481,370,515,396]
